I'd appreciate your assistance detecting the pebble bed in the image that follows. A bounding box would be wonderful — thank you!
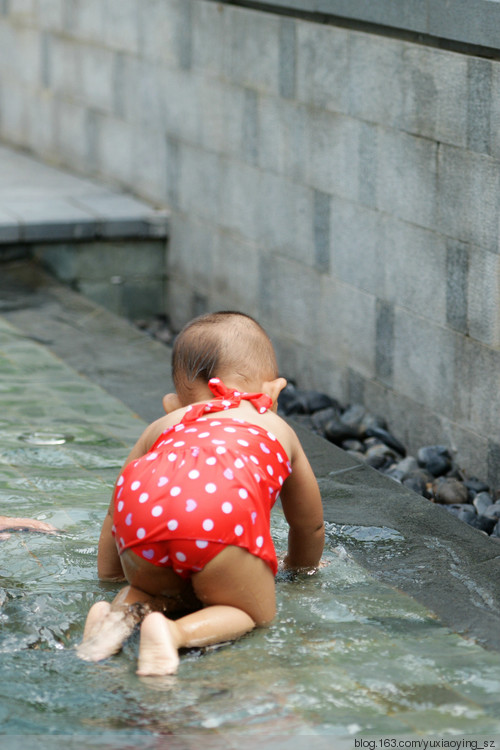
[137,316,500,543]
[278,382,500,542]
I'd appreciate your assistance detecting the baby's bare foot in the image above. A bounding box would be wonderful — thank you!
[137,612,180,676]
[82,601,111,641]
[77,605,139,662]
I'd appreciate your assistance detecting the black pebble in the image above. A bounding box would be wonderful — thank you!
[360,412,388,433]
[324,417,360,445]
[468,514,497,533]
[310,406,343,434]
[473,491,493,516]
[482,501,500,520]
[341,439,365,453]
[340,404,367,431]
[279,386,340,415]
[432,477,469,505]
[417,445,452,477]
[444,504,496,533]
[444,504,477,523]
[403,470,432,498]
[463,477,490,497]
[364,454,394,471]
[364,426,406,457]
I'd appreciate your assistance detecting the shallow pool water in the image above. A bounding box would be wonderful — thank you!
[1,316,500,747]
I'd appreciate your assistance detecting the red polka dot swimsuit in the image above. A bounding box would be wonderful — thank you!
[112,378,291,578]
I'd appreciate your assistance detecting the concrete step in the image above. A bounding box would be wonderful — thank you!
[0,145,169,320]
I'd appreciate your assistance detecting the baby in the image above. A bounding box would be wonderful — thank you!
[77,311,324,675]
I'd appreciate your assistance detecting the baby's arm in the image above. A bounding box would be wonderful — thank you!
[97,512,124,581]
[279,440,324,570]
[97,417,173,581]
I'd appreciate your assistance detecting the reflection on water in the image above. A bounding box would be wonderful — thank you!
[18,432,74,446]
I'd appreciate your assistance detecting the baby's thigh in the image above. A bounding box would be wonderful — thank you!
[120,550,192,600]
[192,546,276,626]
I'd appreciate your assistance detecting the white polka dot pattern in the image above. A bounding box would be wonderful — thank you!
[112,379,291,577]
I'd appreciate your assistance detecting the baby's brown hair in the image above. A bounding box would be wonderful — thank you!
[172,311,279,399]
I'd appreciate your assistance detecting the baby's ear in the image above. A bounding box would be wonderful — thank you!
[264,377,288,410]
[162,392,182,414]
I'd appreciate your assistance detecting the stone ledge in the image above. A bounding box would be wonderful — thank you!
[0,198,169,245]
[0,145,169,246]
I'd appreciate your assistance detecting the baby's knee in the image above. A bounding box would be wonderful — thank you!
[253,601,276,628]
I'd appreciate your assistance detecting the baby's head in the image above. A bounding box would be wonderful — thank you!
[172,311,280,403]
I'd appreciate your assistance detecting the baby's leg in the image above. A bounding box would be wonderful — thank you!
[77,551,200,663]
[137,546,275,675]
[137,605,254,675]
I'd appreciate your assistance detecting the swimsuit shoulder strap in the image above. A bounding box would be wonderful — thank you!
[181,377,273,423]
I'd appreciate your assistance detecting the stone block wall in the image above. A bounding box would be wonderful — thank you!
[0,0,499,484]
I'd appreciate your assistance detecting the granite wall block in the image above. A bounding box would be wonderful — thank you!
[307,109,360,201]
[375,128,438,231]
[467,246,500,346]
[63,0,103,43]
[437,144,500,253]
[393,311,461,420]
[399,45,468,148]
[224,4,281,93]
[296,20,349,113]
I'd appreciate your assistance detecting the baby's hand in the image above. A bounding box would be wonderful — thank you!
[0,516,58,535]
[278,556,328,575]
